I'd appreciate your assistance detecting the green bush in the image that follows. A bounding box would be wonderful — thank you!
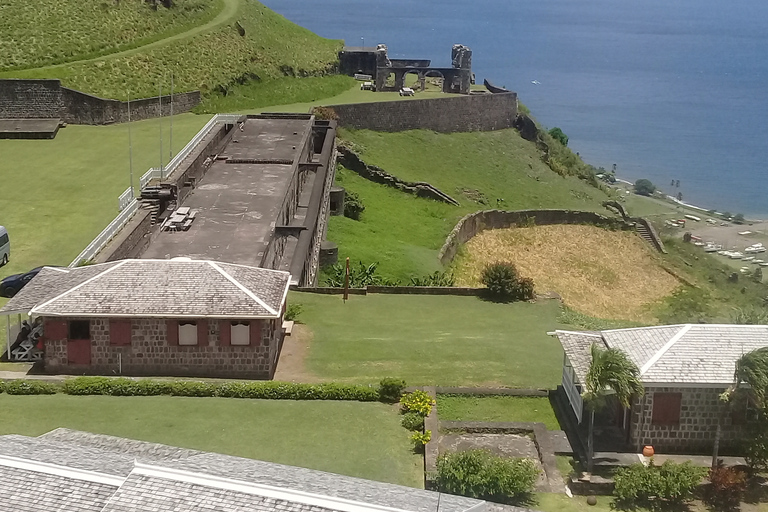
[409,271,456,287]
[5,380,58,395]
[400,390,435,416]
[743,424,768,472]
[284,303,304,322]
[411,430,431,447]
[548,127,569,146]
[435,449,539,501]
[613,460,706,504]
[480,262,535,302]
[344,191,365,220]
[401,412,425,431]
[633,179,657,196]
[379,377,407,402]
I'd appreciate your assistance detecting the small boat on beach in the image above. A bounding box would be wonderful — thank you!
[730,251,745,259]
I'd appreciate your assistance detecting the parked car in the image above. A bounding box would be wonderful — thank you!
[0,266,46,298]
[399,87,415,96]
[0,226,9,267]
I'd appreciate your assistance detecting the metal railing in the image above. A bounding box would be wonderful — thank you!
[138,114,241,191]
[68,199,139,267]
[118,187,134,211]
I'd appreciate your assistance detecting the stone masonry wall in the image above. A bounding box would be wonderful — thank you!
[0,79,200,124]
[439,209,632,265]
[326,92,517,133]
[0,79,62,118]
[630,387,746,454]
[44,317,277,379]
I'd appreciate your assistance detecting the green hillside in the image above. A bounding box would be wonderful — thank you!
[327,128,613,281]
[1,0,342,99]
[0,0,220,70]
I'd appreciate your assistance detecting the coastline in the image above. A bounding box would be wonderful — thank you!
[613,177,764,223]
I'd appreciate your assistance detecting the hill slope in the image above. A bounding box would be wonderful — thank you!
[1,0,342,99]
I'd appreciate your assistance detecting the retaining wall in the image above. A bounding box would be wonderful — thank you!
[326,92,517,133]
[94,209,153,263]
[0,79,62,118]
[439,209,632,265]
[0,79,200,125]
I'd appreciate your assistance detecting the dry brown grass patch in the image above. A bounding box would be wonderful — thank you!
[453,224,679,321]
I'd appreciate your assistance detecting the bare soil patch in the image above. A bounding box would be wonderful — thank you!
[273,324,321,383]
[453,225,679,321]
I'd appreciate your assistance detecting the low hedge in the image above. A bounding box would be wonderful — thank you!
[12,377,381,402]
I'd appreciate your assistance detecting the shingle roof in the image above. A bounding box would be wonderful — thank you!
[556,324,768,386]
[0,430,489,512]
[0,259,290,319]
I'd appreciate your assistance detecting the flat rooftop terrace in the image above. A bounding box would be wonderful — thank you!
[141,117,312,266]
[0,118,60,139]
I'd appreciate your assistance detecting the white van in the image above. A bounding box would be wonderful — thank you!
[0,226,9,266]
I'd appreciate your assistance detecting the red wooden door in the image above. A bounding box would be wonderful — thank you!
[67,339,91,365]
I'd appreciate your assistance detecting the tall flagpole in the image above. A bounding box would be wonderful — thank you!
[159,79,163,180]
[128,94,134,196]
[169,72,173,161]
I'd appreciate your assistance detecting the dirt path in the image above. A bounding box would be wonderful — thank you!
[273,324,321,383]
[25,0,239,72]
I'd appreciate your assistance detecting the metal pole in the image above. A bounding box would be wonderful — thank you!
[6,316,10,361]
[128,94,134,196]
[159,79,163,180]
[169,72,173,161]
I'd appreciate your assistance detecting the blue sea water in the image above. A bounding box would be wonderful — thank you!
[262,0,768,217]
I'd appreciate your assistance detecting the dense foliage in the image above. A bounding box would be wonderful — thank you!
[547,127,569,146]
[613,460,706,504]
[633,179,657,196]
[400,412,424,431]
[480,262,535,302]
[408,270,456,287]
[435,449,539,501]
[284,303,303,322]
[378,377,407,402]
[399,390,435,417]
[344,190,366,220]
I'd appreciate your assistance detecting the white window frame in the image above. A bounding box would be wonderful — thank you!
[178,322,197,346]
[231,322,250,346]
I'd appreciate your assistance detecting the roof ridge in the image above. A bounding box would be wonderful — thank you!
[0,454,124,487]
[601,324,686,333]
[208,261,278,316]
[640,324,693,376]
[30,260,129,315]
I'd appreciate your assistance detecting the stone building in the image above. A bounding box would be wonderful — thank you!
[555,324,768,454]
[0,259,290,379]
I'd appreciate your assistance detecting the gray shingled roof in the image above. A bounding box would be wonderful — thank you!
[0,430,489,512]
[556,324,768,386]
[0,259,290,319]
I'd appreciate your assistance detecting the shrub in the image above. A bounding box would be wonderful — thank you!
[707,462,747,503]
[379,377,406,402]
[409,271,456,287]
[435,449,538,501]
[633,179,656,196]
[480,262,535,301]
[313,106,339,121]
[401,412,424,431]
[284,303,304,322]
[743,424,768,472]
[400,390,435,417]
[343,191,365,220]
[411,430,431,447]
[548,127,569,146]
[5,380,58,395]
[613,460,706,504]
[322,260,400,288]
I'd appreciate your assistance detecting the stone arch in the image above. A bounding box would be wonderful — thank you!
[423,70,445,92]
[403,70,424,91]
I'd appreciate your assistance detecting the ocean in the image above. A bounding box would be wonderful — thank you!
[262,0,768,217]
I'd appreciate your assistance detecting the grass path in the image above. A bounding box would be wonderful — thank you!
[19,0,238,74]
[0,395,424,488]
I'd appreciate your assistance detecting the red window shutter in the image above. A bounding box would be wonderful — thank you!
[250,320,262,346]
[109,319,132,346]
[44,319,67,340]
[166,320,179,346]
[197,320,208,346]
[652,392,682,425]
[220,320,231,346]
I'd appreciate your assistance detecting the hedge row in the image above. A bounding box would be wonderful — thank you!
[0,377,387,402]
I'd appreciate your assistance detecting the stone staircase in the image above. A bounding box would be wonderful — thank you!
[635,223,654,245]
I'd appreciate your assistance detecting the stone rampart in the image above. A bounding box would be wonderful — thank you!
[0,79,62,118]
[439,209,632,265]
[325,92,517,133]
[0,79,200,124]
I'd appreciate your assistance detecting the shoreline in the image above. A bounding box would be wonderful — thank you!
[612,178,765,223]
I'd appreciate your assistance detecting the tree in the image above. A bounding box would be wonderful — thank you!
[733,213,745,224]
[583,344,644,473]
[548,127,569,146]
[633,179,656,196]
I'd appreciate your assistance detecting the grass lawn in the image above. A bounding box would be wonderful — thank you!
[0,394,423,487]
[293,292,565,388]
[437,395,561,430]
[535,492,768,512]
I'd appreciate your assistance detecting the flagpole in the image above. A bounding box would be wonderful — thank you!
[128,94,134,196]
[169,72,173,161]
[159,79,163,180]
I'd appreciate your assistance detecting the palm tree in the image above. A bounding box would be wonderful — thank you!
[731,347,768,409]
[582,344,644,474]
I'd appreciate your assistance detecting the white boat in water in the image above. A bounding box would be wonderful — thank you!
[730,252,745,259]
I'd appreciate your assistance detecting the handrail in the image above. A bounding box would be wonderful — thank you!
[118,187,134,211]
